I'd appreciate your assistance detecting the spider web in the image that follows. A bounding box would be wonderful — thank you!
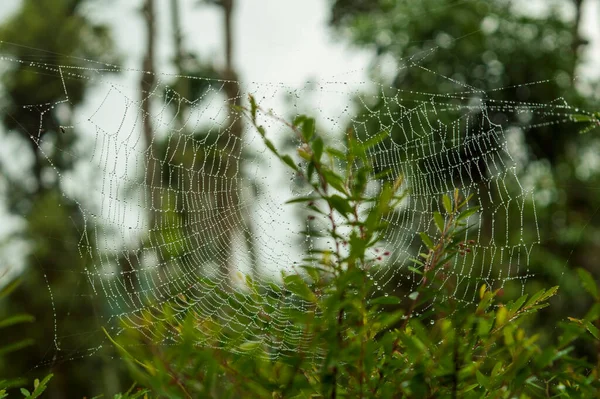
[0,49,589,360]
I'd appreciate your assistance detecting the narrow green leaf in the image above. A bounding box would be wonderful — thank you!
[307,162,315,181]
[248,95,258,121]
[419,232,434,249]
[577,268,599,300]
[320,169,346,193]
[408,266,423,275]
[285,196,317,204]
[409,258,424,266]
[508,294,528,314]
[327,194,353,216]
[280,155,299,171]
[433,211,445,233]
[283,274,316,302]
[312,137,324,161]
[370,296,401,306]
[263,138,278,155]
[443,195,453,214]
[571,113,595,123]
[0,279,20,299]
[524,288,550,309]
[301,117,315,141]
[476,370,490,389]
[461,383,480,393]
[20,388,31,397]
[583,321,600,340]
[360,130,388,149]
[372,168,393,180]
[326,147,346,159]
[239,340,262,352]
[0,339,34,357]
[0,314,34,329]
[456,206,479,222]
[301,266,321,283]
[538,286,559,302]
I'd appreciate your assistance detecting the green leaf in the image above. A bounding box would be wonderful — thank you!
[283,274,316,303]
[248,95,258,121]
[263,138,278,154]
[571,113,595,123]
[433,211,445,233]
[293,114,306,127]
[370,296,401,306]
[476,370,490,389]
[285,196,317,204]
[0,339,34,357]
[307,162,315,181]
[280,155,299,171]
[409,258,424,266]
[583,320,600,340]
[20,388,31,397]
[0,279,20,299]
[312,137,324,161]
[321,169,346,193]
[443,194,453,214]
[360,129,388,150]
[577,268,599,300]
[301,266,321,283]
[239,340,262,352]
[30,374,52,399]
[0,314,34,329]
[326,147,346,160]
[524,287,558,309]
[456,206,479,222]
[508,294,528,314]
[301,117,316,141]
[461,383,480,394]
[372,168,393,180]
[537,286,559,302]
[408,266,423,275]
[419,232,434,249]
[327,194,353,216]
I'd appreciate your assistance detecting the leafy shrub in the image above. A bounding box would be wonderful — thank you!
[0,278,53,398]
[6,99,597,397]
[108,99,600,398]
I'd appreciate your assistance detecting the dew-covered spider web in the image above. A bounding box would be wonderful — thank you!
[0,47,594,361]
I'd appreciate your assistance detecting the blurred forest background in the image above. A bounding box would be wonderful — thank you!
[0,0,599,397]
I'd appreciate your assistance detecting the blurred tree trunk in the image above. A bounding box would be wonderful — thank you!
[170,0,190,121]
[139,0,161,288]
[214,0,245,285]
[571,0,587,78]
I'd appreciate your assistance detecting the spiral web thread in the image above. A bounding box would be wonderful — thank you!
[0,50,588,360]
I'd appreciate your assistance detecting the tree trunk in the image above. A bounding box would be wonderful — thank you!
[139,0,162,287]
[214,0,246,285]
[571,0,587,78]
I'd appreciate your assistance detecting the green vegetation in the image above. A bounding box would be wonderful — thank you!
[1,0,600,397]
[99,102,598,398]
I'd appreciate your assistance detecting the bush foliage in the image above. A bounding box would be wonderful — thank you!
[110,99,600,398]
[2,100,600,397]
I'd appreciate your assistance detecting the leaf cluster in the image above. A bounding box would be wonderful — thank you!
[108,106,600,398]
